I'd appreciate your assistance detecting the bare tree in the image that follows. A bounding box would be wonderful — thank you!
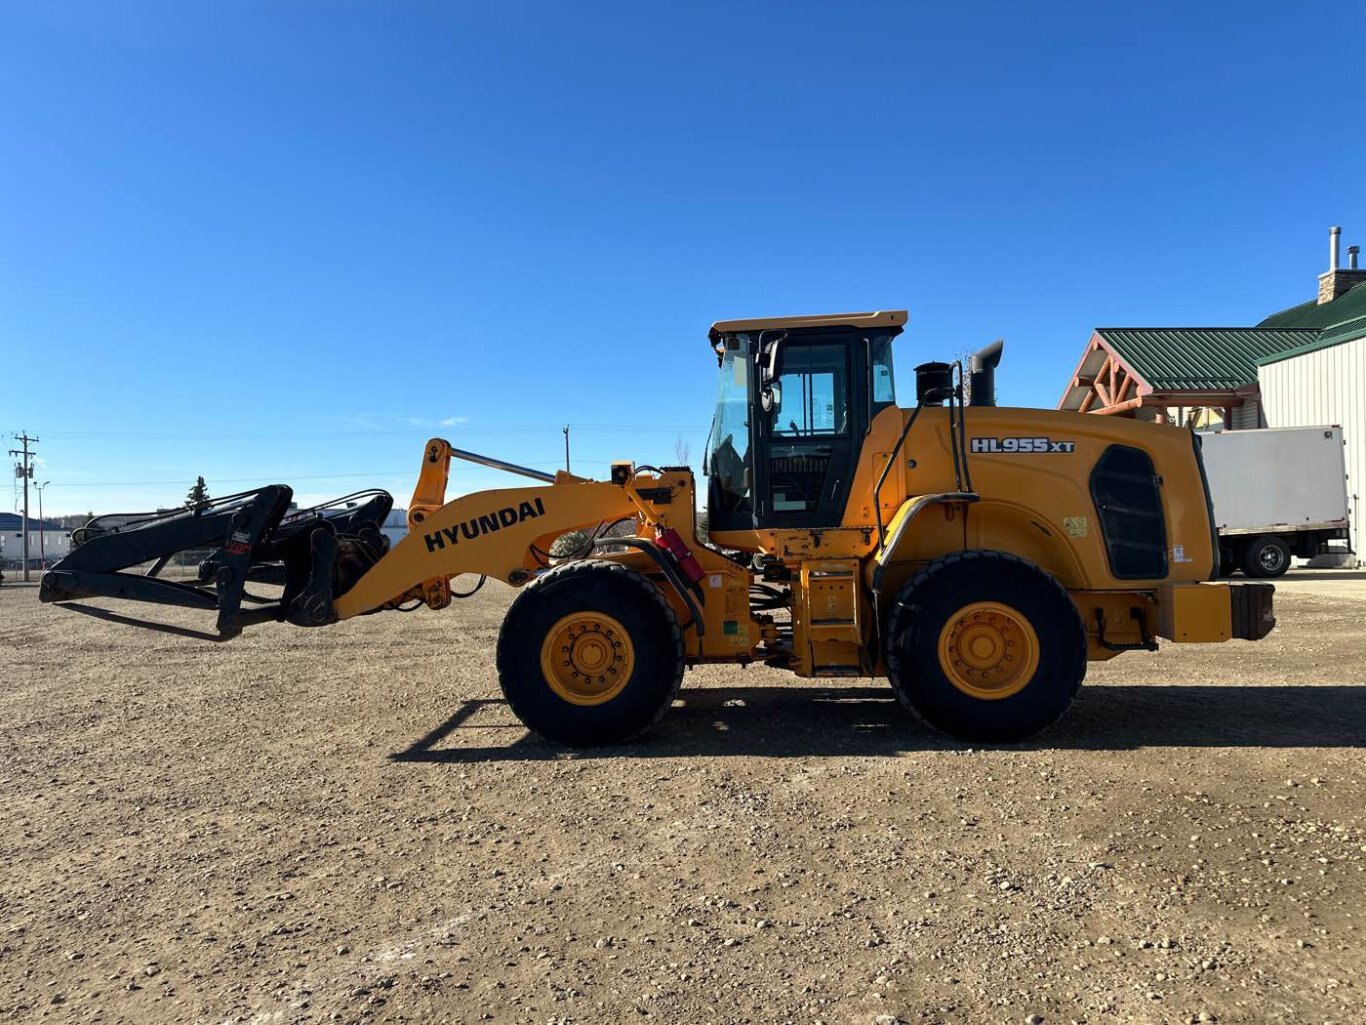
[674,435,690,467]
[950,348,974,405]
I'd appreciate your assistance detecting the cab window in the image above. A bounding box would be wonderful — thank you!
[872,335,896,407]
[768,344,849,436]
[705,341,753,516]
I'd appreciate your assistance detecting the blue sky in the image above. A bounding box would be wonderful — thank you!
[3,1,1363,515]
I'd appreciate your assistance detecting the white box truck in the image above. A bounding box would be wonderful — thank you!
[1200,426,1351,578]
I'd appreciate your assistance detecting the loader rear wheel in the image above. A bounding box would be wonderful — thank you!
[497,560,684,746]
[885,551,1086,743]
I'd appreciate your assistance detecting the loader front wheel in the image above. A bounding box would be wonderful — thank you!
[885,551,1085,743]
[497,560,684,746]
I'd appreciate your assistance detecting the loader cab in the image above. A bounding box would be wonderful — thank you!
[705,311,905,533]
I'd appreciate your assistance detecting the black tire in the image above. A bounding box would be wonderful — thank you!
[885,551,1086,743]
[496,560,684,746]
[1218,552,1237,578]
[1241,535,1291,578]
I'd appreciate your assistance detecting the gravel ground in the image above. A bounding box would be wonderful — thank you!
[2,572,1364,1025]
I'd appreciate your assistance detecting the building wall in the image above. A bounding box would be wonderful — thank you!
[1230,395,1265,431]
[1259,333,1366,549]
[0,527,73,567]
[381,509,409,549]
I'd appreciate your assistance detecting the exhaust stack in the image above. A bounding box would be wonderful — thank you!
[968,339,1004,407]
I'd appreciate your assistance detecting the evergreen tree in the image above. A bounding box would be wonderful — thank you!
[186,476,211,508]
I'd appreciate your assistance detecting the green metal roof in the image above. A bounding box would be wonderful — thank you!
[1253,281,1366,364]
[1258,280,1366,328]
[1095,327,1320,391]
[1258,313,1366,366]
[1319,313,1366,346]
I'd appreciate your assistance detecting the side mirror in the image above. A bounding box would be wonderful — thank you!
[760,381,782,414]
[759,332,786,385]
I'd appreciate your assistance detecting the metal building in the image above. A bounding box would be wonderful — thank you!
[1057,225,1365,557]
[381,508,409,548]
[1255,229,1366,549]
[0,513,73,569]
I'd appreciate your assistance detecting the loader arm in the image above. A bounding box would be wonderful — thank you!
[333,478,642,619]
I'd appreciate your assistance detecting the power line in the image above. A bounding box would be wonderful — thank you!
[34,423,705,440]
[42,454,637,489]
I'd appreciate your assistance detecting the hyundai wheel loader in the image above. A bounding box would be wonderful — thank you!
[40,310,1275,745]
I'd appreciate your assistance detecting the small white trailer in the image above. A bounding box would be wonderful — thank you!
[1199,426,1352,577]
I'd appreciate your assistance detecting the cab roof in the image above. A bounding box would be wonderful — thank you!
[708,309,908,341]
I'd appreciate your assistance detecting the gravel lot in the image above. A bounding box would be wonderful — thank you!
[2,571,1364,1025]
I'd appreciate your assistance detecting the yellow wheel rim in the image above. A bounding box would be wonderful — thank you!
[937,601,1040,701]
[539,612,635,706]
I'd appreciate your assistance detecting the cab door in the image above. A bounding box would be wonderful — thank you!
[754,338,860,528]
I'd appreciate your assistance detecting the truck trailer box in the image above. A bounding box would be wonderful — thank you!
[1200,426,1351,576]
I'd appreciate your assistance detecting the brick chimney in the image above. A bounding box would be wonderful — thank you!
[1318,225,1366,303]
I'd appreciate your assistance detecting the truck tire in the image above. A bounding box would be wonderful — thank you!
[1218,551,1237,578]
[496,560,684,746]
[885,551,1086,743]
[1241,535,1291,578]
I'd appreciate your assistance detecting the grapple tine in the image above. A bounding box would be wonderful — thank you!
[40,485,394,639]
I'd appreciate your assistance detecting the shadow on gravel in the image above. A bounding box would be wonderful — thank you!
[390,684,1366,763]
[1276,570,1366,581]
[58,601,228,642]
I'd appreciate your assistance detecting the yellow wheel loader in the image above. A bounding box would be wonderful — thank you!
[41,310,1275,745]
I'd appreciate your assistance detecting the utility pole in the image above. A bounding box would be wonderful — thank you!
[35,480,50,569]
[9,432,38,582]
[563,425,571,473]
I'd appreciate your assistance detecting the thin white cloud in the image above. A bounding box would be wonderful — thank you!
[346,414,386,431]
[401,415,470,429]
[341,413,470,432]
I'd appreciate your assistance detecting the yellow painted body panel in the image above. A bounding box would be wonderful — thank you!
[718,405,1216,589]
[1157,582,1233,643]
[335,479,635,618]
[1070,590,1158,661]
[713,403,1231,675]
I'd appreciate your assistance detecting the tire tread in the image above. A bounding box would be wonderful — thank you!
[495,559,685,744]
[884,549,1087,740]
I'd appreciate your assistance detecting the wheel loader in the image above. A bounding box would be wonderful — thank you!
[40,310,1275,745]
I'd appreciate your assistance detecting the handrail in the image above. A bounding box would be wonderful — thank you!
[950,362,974,493]
[872,398,927,552]
[872,365,976,552]
[944,364,974,494]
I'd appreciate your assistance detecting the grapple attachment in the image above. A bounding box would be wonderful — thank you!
[39,487,393,639]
